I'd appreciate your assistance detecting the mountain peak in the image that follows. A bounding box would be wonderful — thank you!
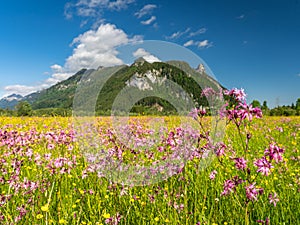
[134,57,147,65]
[4,94,23,101]
[196,64,205,74]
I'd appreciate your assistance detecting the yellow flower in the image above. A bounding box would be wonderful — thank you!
[36,214,43,219]
[72,204,77,209]
[59,219,67,224]
[105,195,109,199]
[41,204,49,212]
[154,217,159,222]
[165,218,170,223]
[103,213,110,219]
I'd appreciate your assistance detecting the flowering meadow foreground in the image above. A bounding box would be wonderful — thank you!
[0,90,299,225]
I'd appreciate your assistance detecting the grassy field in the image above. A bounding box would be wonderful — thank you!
[0,116,299,225]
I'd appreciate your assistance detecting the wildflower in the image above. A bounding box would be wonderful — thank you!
[104,213,122,225]
[47,143,55,150]
[224,88,246,102]
[234,157,247,170]
[59,219,67,224]
[254,157,273,176]
[154,217,159,222]
[221,179,236,196]
[215,142,226,157]
[257,218,270,224]
[103,213,111,219]
[36,214,43,219]
[245,183,260,201]
[41,204,49,212]
[209,170,217,180]
[268,192,279,206]
[264,143,284,163]
[189,108,199,120]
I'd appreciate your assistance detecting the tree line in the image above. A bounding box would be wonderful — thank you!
[251,98,300,116]
[0,98,300,117]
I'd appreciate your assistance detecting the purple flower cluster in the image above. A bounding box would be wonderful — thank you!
[234,157,247,170]
[254,143,284,176]
[245,183,263,201]
[254,157,273,176]
[105,213,122,225]
[265,143,284,163]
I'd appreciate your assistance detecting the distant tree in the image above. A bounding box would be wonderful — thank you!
[296,98,300,109]
[15,101,32,116]
[251,100,261,108]
[291,103,295,109]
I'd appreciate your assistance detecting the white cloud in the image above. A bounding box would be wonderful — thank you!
[133,48,161,63]
[64,0,135,26]
[198,40,212,48]
[4,85,43,97]
[183,39,213,49]
[237,14,245,19]
[66,23,131,71]
[166,28,190,40]
[3,23,142,97]
[141,16,156,25]
[189,28,207,37]
[50,64,63,72]
[183,40,194,47]
[135,4,157,18]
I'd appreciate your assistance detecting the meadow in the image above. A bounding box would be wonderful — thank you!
[0,89,299,225]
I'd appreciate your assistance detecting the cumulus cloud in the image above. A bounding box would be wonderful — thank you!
[133,48,161,63]
[66,23,132,71]
[135,4,157,18]
[183,39,213,48]
[3,23,142,97]
[141,16,156,25]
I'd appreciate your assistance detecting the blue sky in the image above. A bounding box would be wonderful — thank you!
[0,0,299,108]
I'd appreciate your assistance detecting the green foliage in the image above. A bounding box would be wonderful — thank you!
[251,100,261,108]
[15,101,32,116]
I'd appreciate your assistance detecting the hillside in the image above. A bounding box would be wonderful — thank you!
[0,59,224,115]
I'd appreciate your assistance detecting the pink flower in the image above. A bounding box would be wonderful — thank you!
[209,170,217,180]
[268,192,279,206]
[245,183,259,201]
[254,157,273,176]
[234,157,247,170]
[264,143,284,163]
[47,143,55,150]
[221,179,236,196]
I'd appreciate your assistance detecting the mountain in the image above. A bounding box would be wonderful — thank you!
[0,59,225,115]
[0,94,23,109]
